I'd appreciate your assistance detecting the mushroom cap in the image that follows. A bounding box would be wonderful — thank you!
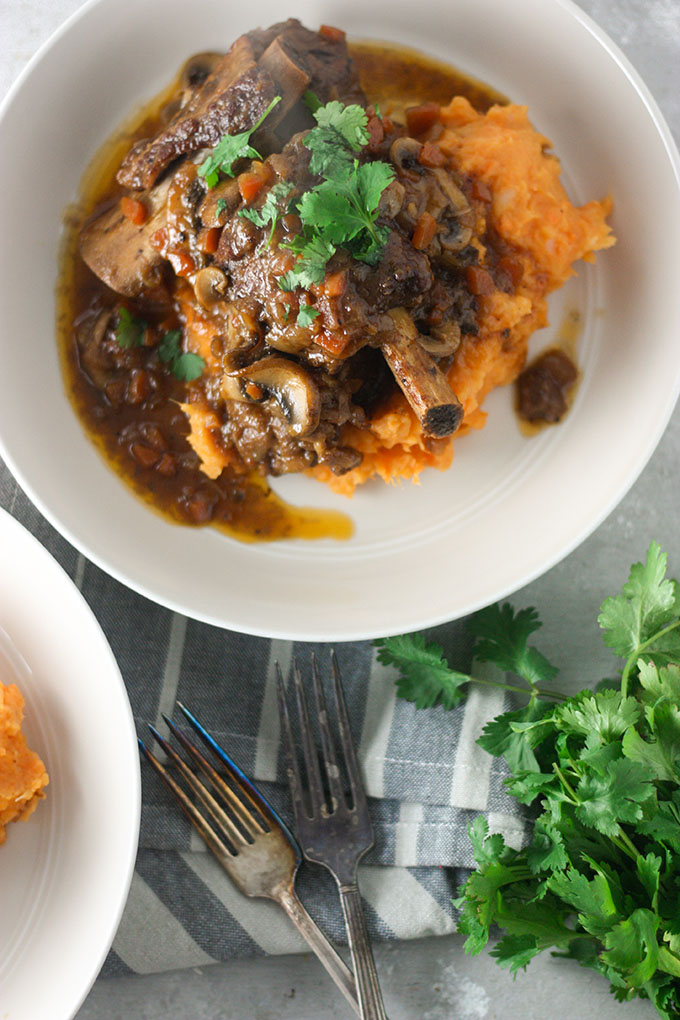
[223,355,321,436]
[194,266,228,309]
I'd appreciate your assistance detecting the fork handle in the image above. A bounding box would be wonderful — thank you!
[278,886,360,1016]
[339,884,389,1020]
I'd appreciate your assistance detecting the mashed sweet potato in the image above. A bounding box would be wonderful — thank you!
[0,681,49,844]
[310,98,614,494]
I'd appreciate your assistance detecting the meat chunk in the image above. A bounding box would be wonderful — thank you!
[79,176,172,298]
[517,348,578,423]
[116,20,362,192]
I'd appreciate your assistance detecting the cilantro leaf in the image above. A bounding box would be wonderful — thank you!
[313,101,370,150]
[158,329,205,381]
[622,700,680,783]
[637,660,680,707]
[489,933,542,974]
[198,96,281,187]
[598,541,678,659]
[281,234,337,290]
[239,180,294,245]
[171,352,206,382]
[297,304,319,328]
[467,816,507,866]
[469,603,559,689]
[602,908,660,988]
[375,633,470,709]
[157,329,182,363]
[556,690,641,747]
[115,306,147,349]
[575,757,656,836]
[525,819,569,874]
[297,162,394,259]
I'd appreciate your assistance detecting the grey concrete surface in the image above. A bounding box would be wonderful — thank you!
[1,0,678,1016]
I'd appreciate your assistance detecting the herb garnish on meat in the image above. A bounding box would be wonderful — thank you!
[376,542,680,1018]
[198,96,282,187]
[278,98,395,290]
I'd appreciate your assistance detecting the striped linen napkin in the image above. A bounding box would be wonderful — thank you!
[1,463,527,977]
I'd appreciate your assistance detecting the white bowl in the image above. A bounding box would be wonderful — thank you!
[0,0,679,641]
[0,509,140,1020]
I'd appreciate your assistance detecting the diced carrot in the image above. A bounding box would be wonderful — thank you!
[418,141,448,168]
[470,177,493,202]
[238,172,266,205]
[121,195,148,225]
[150,227,167,252]
[244,381,264,401]
[319,24,346,42]
[315,330,352,356]
[169,250,196,277]
[466,265,495,295]
[406,102,440,137]
[412,211,437,250]
[324,270,347,298]
[496,255,524,289]
[198,227,221,254]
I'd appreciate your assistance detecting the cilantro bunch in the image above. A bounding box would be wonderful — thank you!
[377,542,680,1018]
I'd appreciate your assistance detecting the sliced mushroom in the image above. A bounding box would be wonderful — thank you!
[194,267,228,308]
[179,52,224,93]
[417,319,461,358]
[389,137,424,180]
[223,356,321,436]
[382,308,464,437]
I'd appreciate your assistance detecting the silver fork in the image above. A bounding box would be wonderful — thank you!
[139,703,360,1015]
[277,653,390,1020]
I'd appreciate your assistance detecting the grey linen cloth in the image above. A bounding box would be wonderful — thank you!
[1,462,527,977]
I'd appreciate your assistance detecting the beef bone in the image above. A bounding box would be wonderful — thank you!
[382,308,464,437]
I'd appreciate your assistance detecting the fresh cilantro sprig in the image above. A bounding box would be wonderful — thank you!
[277,99,394,290]
[157,329,205,381]
[198,96,282,188]
[375,542,680,1019]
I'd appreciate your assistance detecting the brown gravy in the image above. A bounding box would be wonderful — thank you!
[57,40,504,542]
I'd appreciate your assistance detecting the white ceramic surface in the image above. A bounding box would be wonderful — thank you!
[0,0,678,641]
[0,509,140,1020]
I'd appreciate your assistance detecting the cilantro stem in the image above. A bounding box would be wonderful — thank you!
[614,827,643,864]
[470,674,568,702]
[552,764,579,804]
[658,946,680,979]
[620,617,680,697]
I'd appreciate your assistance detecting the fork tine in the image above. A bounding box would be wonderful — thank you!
[162,714,265,840]
[174,702,299,849]
[292,658,326,817]
[311,653,345,809]
[139,737,235,860]
[276,662,307,825]
[330,651,366,810]
[149,724,251,848]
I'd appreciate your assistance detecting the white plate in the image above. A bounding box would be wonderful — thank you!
[0,509,140,1020]
[0,0,679,641]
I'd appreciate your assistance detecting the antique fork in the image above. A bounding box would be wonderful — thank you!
[139,703,360,1015]
[277,653,390,1020]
